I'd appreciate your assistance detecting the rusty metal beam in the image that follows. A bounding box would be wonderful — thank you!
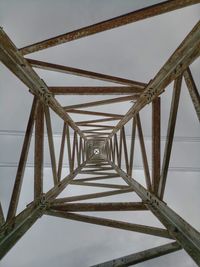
[49,86,144,95]
[64,95,137,110]
[108,19,200,139]
[20,1,200,55]
[128,117,136,177]
[111,162,200,265]
[81,125,114,129]
[0,161,86,259]
[46,210,171,239]
[158,76,182,199]
[34,102,44,199]
[27,58,146,87]
[152,97,161,195]
[76,117,121,125]
[136,114,151,191]
[57,123,66,181]
[183,67,200,121]
[0,29,85,139]
[66,124,73,172]
[67,109,123,118]
[50,202,147,212]
[92,242,181,267]
[53,188,134,203]
[70,180,130,190]
[0,204,5,226]
[44,106,58,185]
[74,176,119,182]
[6,98,38,221]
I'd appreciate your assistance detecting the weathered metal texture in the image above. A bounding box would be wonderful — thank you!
[111,162,200,265]
[44,106,58,185]
[108,19,200,138]
[50,202,147,212]
[20,0,200,55]
[27,58,146,87]
[70,180,130,190]
[128,118,136,177]
[91,242,181,267]
[79,124,114,129]
[34,102,44,199]
[183,67,200,121]
[53,189,133,203]
[46,210,172,239]
[0,161,86,259]
[0,2,199,265]
[76,117,121,125]
[0,205,42,259]
[136,114,151,190]
[67,109,123,119]
[158,76,182,199]
[0,29,85,139]
[152,97,161,194]
[0,204,5,226]
[64,95,138,110]
[49,86,144,95]
[57,123,66,181]
[6,98,38,221]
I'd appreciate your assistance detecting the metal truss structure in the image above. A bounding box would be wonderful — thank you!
[0,1,200,266]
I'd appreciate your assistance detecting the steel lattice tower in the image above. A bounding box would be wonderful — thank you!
[0,1,200,266]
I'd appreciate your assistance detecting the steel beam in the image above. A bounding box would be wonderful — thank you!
[64,95,137,110]
[158,77,182,199]
[0,161,86,259]
[152,97,161,194]
[183,67,200,121]
[50,202,147,212]
[49,86,144,95]
[108,19,200,139]
[111,162,200,265]
[0,29,85,139]
[46,210,172,239]
[34,102,44,199]
[57,123,66,181]
[20,1,200,55]
[136,114,151,190]
[53,189,134,203]
[67,109,123,119]
[6,98,38,221]
[44,106,58,185]
[27,58,146,87]
[76,117,120,125]
[91,242,181,267]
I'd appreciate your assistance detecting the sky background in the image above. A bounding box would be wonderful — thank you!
[0,1,200,266]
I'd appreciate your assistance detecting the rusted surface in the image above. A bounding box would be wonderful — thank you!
[6,98,38,221]
[49,86,144,95]
[0,3,200,265]
[184,67,200,121]
[64,95,138,110]
[108,19,200,138]
[0,29,85,139]
[136,114,151,191]
[34,102,44,199]
[46,210,171,239]
[112,162,200,265]
[53,189,133,203]
[152,97,160,195]
[28,59,146,87]
[50,202,147,211]
[92,242,182,267]
[20,1,200,55]
[158,76,182,199]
